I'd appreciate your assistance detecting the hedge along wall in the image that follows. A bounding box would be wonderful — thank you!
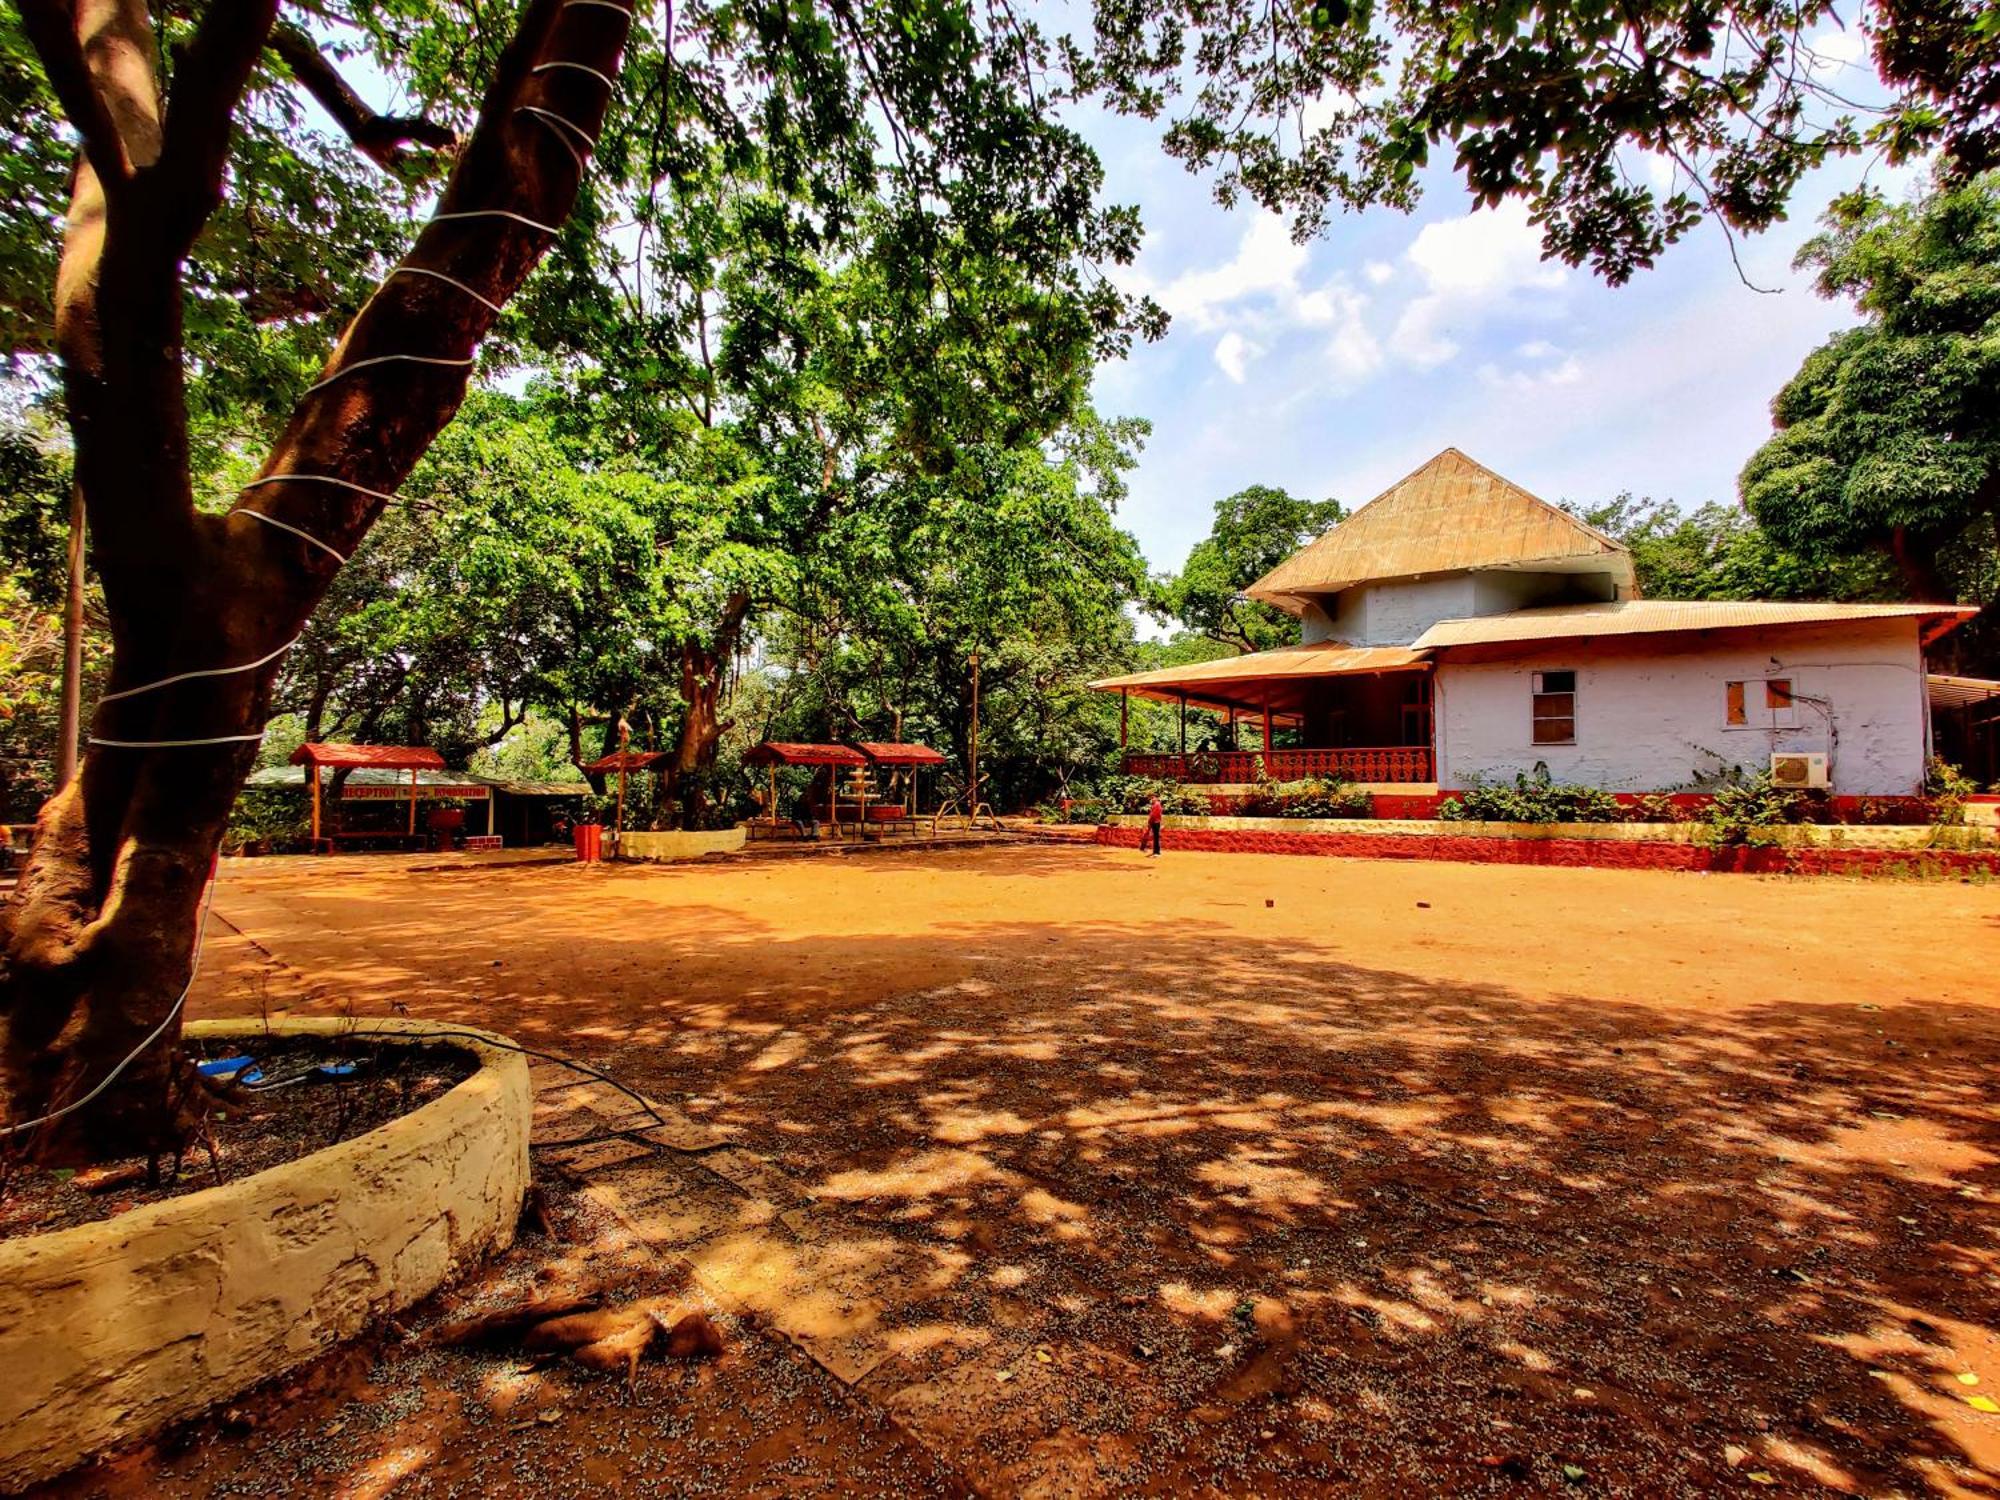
[1193,789,1943,823]
[1094,821,2000,877]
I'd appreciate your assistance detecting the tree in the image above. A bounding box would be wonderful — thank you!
[746,416,1151,810]
[1740,174,2000,605]
[1162,485,1344,653]
[1,0,638,1159]
[1570,493,1897,603]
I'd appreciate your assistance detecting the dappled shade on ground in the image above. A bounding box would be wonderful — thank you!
[127,847,2000,1495]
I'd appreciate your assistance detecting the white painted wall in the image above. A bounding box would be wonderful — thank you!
[1433,619,1930,796]
[1301,577,1478,645]
[1300,568,1625,646]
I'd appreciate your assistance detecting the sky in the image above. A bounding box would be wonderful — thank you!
[1063,29,1920,581]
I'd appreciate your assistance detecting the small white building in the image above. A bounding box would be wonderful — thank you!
[1094,449,1978,799]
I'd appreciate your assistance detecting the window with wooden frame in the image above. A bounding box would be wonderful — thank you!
[1765,678,1797,728]
[1724,677,1799,729]
[1531,670,1576,745]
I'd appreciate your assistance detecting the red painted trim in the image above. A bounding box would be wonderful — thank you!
[1092,824,2000,877]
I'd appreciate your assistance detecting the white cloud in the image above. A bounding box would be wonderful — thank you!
[1137,212,1383,388]
[1213,330,1261,383]
[1319,286,1383,381]
[1477,356,1584,391]
[1806,27,1865,75]
[1388,199,1567,368]
[1517,339,1562,360]
[1150,214,1310,332]
[1364,260,1395,286]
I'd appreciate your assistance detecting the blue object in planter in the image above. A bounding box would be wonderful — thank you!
[196,1055,264,1085]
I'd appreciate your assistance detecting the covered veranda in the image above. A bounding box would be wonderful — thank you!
[1089,643,1435,784]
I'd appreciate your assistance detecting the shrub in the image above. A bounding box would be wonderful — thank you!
[1628,792,1691,824]
[1437,771,1623,824]
[1036,796,1113,825]
[1925,757,1975,826]
[223,787,311,854]
[1699,771,1818,845]
[1099,776,1209,816]
[1239,776,1372,820]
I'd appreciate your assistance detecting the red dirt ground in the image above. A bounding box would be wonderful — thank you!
[51,845,2000,1496]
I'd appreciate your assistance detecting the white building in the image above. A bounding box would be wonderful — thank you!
[1093,449,1978,799]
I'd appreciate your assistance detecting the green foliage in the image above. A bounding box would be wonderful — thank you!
[1741,175,2000,616]
[0,413,102,820]
[1570,493,1897,603]
[1094,776,1210,816]
[1925,756,1977,824]
[1630,792,1694,825]
[1438,771,1624,824]
[1239,777,1372,819]
[1036,794,1114,825]
[1159,485,1344,652]
[1699,772,1817,846]
[1075,0,1926,283]
[221,788,311,855]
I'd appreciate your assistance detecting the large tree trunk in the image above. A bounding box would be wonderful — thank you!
[662,595,749,828]
[0,0,633,1162]
[1886,525,1953,603]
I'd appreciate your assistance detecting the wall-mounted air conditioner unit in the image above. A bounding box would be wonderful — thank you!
[1770,752,1829,789]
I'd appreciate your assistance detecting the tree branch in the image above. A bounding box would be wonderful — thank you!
[154,0,281,252]
[268,23,459,173]
[234,0,635,576]
[16,0,137,182]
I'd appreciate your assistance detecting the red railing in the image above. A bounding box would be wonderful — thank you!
[1122,748,1433,784]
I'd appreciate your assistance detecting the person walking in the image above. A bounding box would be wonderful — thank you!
[1145,792,1163,857]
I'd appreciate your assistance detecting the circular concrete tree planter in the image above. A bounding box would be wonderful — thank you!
[0,1017,531,1492]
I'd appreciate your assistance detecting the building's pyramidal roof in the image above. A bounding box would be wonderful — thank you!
[1246,449,1632,611]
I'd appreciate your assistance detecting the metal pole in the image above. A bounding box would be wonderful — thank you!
[969,649,981,810]
[55,484,85,789]
[408,766,418,836]
[614,718,630,848]
[309,759,321,848]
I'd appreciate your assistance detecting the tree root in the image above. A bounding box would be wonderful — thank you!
[436,1292,724,1389]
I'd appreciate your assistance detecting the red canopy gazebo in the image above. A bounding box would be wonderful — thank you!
[579,749,669,776]
[744,741,948,833]
[289,742,462,849]
[744,743,869,834]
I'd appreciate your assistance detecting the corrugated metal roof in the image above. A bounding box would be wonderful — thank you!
[1090,643,1427,707]
[1929,673,2000,710]
[744,742,869,767]
[289,742,445,770]
[1414,599,1976,649]
[853,742,949,766]
[1246,449,1633,610]
[247,766,481,790]
[579,749,668,774]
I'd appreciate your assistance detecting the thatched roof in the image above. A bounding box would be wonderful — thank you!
[1246,449,1633,613]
